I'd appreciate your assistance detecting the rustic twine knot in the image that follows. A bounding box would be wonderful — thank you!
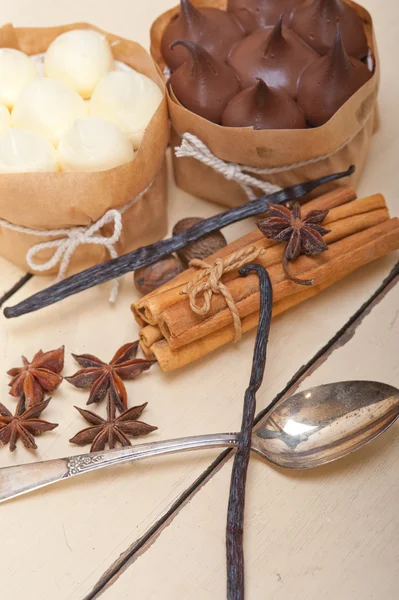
[0,180,154,303]
[181,246,265,343]
[222,163,241,182]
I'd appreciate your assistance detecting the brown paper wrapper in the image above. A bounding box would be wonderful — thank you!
[0,23,170,274]
[150,1,380,207]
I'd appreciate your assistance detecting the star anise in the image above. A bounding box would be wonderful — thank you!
[257,203,330,285]
[7,346,65,409]
[65,342,156,413]
[0,398,58,452]
[69,401,157,452]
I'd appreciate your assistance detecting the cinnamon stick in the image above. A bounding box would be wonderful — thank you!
[142,275,343,363]
[139,325,162,358]
[150,277,342,372]
[140,340,155,359]
[131,185,356,326]
[158,202,390,349]
[148,218,399,371]
[135,193,381,329]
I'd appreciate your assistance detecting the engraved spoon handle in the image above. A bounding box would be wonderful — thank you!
[0,433,239,504]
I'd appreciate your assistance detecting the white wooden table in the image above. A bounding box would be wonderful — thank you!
[0,1,398,598]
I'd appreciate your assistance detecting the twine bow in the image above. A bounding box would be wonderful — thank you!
[26,208,123,302]
[0,181,153,303]
[181,246,265,343]
[27,209,122,274]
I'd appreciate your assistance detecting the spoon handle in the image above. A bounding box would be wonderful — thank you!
[0,433,239,504]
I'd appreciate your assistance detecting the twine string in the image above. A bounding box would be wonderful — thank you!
[174,115,372,201]
[175,134,281,200]
[0,181,153,302]
[181,246,265,343]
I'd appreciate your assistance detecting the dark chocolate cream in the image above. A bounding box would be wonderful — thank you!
[222,79,306,129]
[228,16,318,97]
[227,0,305,34]
[291,0,368,58]
[161,0,245,71]
[168,40,241,124]
[297,26,372,126]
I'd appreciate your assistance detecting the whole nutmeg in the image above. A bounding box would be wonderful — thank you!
[173,217,227,266]
[134,256,184,295]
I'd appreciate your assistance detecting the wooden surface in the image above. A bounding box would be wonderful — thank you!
[0,1,398,599]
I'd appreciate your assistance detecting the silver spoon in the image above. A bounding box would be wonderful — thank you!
[0,380,398,504]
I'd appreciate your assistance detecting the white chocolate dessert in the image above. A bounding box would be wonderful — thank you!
[44,29,114,99]
[57,116,134,172]
[0,129,58,173]
[89,70,163,149]
[0,48,37,109]
[12,78,87,145]
[0,28,164,173]
[0,105,11,135]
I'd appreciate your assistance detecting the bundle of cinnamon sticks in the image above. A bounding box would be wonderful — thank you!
[131,187,399,372]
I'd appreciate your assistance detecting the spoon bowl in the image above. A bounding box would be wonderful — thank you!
[253,381,399,468]
[0,380,398,503]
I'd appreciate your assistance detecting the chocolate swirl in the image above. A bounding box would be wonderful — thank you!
[169,40,241,123]
[227,0,305,34]
[222,79,306,129]
[228,16,318,97]
[297,26,372,126]
[291,0,368,58]
[161,0,244,70]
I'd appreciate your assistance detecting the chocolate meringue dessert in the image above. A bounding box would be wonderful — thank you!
[222,79,306,129]
[161,0,244,71]
[168,41,241,123]
[228,16,318,97]
[228,0,304,34]
[291,0,368,59]
[297,26,372,126]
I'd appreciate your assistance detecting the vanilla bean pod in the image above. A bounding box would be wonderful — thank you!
[4,166,353,318]
[226,264,273,600]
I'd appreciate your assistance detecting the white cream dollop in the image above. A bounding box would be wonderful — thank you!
[0,129,58,173]
[0,48,38,109]
[89,70,163,149]
[57,116,134,172]
[12,78,87,145]
[44,29,115,99]
[0,105,11,135]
